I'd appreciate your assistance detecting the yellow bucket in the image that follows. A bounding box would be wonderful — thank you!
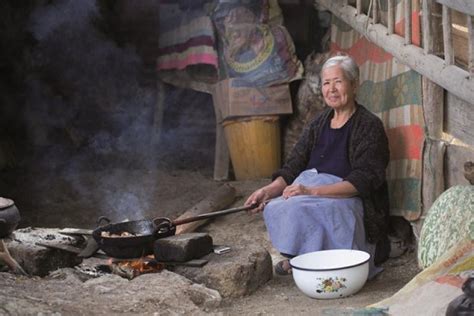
[223,116,281,180]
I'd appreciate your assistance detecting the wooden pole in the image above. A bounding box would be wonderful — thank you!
[442,5,454,65]
[211,93,231,181]
[422,0,433,54]
[388,0,394,34]
[468,15,474,78]
[423,79,444,140]
[404,0,412,45]
[421,77,445,217]
[422,139,446,213]
[372,0,378,24]
[421,0,446,217]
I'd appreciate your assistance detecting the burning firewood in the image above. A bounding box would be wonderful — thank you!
[97,256,164,280]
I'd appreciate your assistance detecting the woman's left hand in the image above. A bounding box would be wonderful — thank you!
[282,184,311,198]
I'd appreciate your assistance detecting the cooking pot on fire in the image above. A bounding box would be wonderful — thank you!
[92,203,258,258]
[0,197,21,238]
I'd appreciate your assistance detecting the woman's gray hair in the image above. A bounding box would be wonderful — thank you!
[321,55,359,83]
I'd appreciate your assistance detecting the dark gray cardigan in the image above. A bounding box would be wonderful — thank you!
[273,104,390,243]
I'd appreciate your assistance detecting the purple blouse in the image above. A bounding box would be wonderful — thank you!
[306,116,354,178]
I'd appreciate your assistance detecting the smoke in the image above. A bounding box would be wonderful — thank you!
[29,0,98,41]
[23,0,159,220]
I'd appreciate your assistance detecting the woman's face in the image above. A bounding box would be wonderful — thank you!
[321,65,357,110]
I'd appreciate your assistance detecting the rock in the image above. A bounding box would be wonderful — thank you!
[154,233,213,262]
[4,227,83,276]
[172,243,272,298]
[0,269,222,315]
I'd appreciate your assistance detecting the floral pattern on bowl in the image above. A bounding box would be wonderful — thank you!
[315,277,347,293]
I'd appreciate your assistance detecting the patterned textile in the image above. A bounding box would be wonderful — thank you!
[157,1,218,71]
[418,185,474,269]
[371,239,473,314]
[330,1,424,220]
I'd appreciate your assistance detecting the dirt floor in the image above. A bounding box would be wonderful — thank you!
[1,165,422,315]
[202,177,420,315]
[0,86,421,314]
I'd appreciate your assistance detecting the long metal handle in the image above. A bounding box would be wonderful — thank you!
[171,203,258,227]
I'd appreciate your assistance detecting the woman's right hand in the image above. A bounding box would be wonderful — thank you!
[244,177,288,214]
[245,188,270,214]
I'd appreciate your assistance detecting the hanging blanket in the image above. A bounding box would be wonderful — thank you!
[157,1,218,71]
[330,1,424,221]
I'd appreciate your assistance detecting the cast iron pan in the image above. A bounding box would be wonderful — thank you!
[92,203,257,258]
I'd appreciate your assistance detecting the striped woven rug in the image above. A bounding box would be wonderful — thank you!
[330,1,424,221]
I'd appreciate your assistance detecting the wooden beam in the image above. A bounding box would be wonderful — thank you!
[388,0,394,34]
[436,0,474,16]
[422,139,446,215]
[422,0,434,53]
[404,0,412,45]
[468,15,474,77]
[422,76,445,213]
[442,5,455,65]
[316,0,474,106]
[211,94,231,180]
[423,78,444,139]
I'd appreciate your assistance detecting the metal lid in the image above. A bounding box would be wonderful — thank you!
[0,197,14,209]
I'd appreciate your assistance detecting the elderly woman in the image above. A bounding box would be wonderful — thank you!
[245,55,390,277]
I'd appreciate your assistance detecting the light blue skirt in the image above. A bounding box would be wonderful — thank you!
[263,169,382,278]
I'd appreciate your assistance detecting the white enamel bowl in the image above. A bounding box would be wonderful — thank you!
[289,249,370,299]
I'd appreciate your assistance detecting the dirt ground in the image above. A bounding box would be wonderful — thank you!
[1,165,421,315]
[0,86,421,314]
[201,177,421,315]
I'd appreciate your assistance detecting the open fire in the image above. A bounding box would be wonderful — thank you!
[97,255,165,279]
